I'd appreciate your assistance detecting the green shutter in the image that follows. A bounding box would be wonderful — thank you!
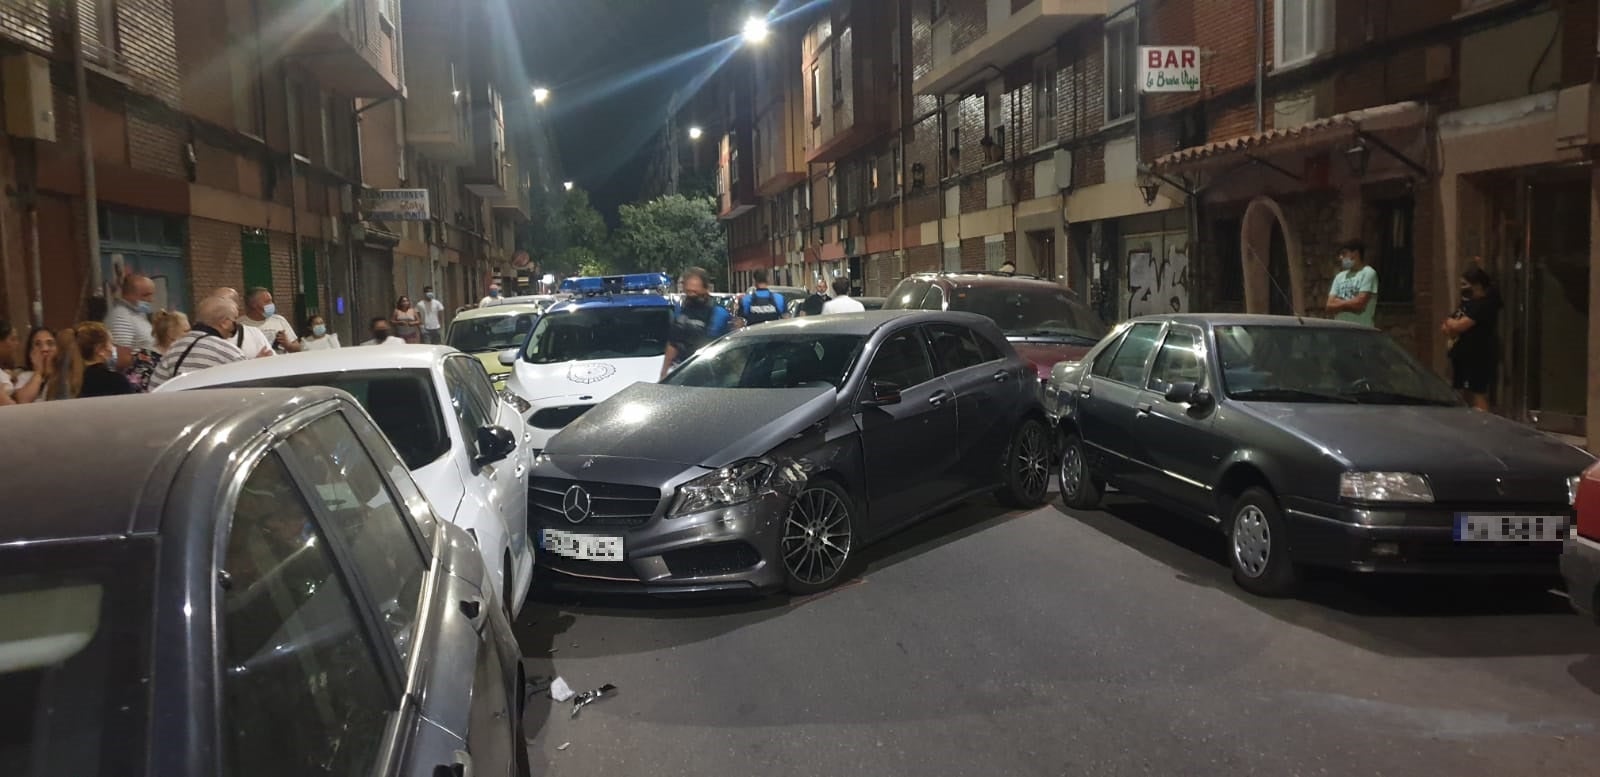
[241,230,272,293]
[299,246,320,315]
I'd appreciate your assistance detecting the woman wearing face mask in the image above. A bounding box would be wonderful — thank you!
[9,326,58,403]
[391,296,422,344]
[299,314,342,350]
[1441,263,1501,411]
[74,322,133,397]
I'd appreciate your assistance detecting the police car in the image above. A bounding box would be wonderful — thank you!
[499,273,676,451]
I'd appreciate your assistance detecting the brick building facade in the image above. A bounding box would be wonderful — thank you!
[0,0,545,343]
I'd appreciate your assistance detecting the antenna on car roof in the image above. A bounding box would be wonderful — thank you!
[1242,245,1306,326]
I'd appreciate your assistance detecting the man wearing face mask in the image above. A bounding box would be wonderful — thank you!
[241,287,301,352]
[661,266,731,378]
[104,272,156,369]
[361,317,407,346]
[209,287,275,358]
[418,286,446,344]
[479,283,503,308]
[149,296,247,389]
[1324,239,1379,328]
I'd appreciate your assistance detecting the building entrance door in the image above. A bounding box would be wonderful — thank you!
[1516,171,1590,435]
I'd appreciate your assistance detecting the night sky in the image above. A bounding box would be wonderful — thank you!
[517,0,730,217]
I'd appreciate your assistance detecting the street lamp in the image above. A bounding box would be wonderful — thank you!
[532,87,550,104]
[688,125,704,140]
[563,181,574,191]
[742,16,769,44]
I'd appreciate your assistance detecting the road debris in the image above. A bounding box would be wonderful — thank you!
[570,683,617,719]
[549,676,576,702]
[557,742,571,751]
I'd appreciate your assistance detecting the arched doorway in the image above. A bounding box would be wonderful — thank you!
[1239,196,1305,315]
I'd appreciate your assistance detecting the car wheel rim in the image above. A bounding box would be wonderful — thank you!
[1015,424,1049,499]
[1059,444,1083,500]
[1232,505,1270,578]
[782,487,852,586]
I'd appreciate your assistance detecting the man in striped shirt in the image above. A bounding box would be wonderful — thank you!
[149,296,247,389]
[105,272,155,371]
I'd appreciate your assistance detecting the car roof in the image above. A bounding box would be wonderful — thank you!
[453,303,545,321]
[158,345,457,391]
[551,293,675,312]
[905,271,1057,288]
[0,388,349,544]
[1133,313,1375,330]
[734,309,997,336]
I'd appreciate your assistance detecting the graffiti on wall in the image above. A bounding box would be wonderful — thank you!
[1126,243,1190,318]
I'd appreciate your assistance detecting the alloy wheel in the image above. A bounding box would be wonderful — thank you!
[1232,505,1271,578]
[1059,443,1083,500]
[781,487,852,586]
[1015,424,1050,499]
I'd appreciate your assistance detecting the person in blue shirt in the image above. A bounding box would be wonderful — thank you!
[739,269,787,327]
[662,266,731,378]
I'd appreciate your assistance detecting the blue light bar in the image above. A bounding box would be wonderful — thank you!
[558,272,673,295]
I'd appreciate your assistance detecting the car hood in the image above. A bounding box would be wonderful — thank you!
[1009,341,1093,380]
[1241,403,1593,475]
[509,356,661,402]
[544,382,837,468]
[467,351,511,378]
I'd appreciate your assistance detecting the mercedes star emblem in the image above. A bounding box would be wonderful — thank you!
[562,484,593,524]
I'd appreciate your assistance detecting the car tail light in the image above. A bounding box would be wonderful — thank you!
[1575,461,1600,540]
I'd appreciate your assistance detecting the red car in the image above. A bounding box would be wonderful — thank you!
[1563,459,1600,621]
[884,272,1108,381]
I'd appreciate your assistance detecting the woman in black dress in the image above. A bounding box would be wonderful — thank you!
[75,321,134,398]
[1440,266,1500,411]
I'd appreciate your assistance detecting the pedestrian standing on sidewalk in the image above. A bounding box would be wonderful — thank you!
[151,310,190,355]
[739,270,787,327]
[150,296,247,389]
[104,273,162,391]
[8,327,57,404]
[821,277,866,315]
[299,314,342,351]
[418,286,446,344]
[1441,264,1501,411]
[362,317,407,346]
[210,288,275,358]
[392,296,422,343]
[75,322,133,398]
[479,283,502,307]
[0,320,18,405]
[241,288,301,353]
[799,279,829,317]
[43,327,84,400]
[661,267,732,377]
[1324,240,1379,327]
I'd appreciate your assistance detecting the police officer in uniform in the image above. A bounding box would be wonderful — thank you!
[739,269,787,328]
[662,266,732,378]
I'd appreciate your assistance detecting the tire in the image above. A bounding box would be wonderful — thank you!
[780,479,857,595]
[1228,487,1298,597]
[1058,434,1104,510]
[998,418,1052,508]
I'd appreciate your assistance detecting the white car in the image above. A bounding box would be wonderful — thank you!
[156,346,536,615]
[499,292,676,452]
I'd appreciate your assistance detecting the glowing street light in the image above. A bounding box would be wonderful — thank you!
[688,125,704,140]
[741,16,769,44]
[563,181,574,191]
[532,87,550,104]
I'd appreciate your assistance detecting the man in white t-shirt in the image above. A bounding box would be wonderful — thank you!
[241,287,301,353]
[210,287,274,358]
[418,285,446,344]
[105,272,156,370]
[361,318,407,346]
[478,283,502,308]
[821,277,866,314]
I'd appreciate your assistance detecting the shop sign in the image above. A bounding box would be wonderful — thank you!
[365,189,431,221]
[1139,46,1201,93]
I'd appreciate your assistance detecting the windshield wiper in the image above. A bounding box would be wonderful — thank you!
[1229,388,1358,404]
[1340,389,1455,406]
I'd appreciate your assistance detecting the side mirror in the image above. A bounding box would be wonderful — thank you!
[861,380,903,407]
[475,425,517,465]
[497,348,519,366]
[1163,381,1213,407]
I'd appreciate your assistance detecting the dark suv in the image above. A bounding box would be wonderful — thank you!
[884,272,1107,380]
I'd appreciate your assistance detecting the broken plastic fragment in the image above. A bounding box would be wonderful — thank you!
[557,742,571,751]
[549,676,575,702]
[570,683,617,719]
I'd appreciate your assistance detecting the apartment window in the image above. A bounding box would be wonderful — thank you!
[830,38,844,106]
[729,141,741,191]
[77,0,120,66]
[811,66,822,124]
[931,0,946,19]
[1276,0,1332,69]
[1033,56,1058,146]
[828,170,839,216]
[1105,21,1137,122]
[892,143,903,190]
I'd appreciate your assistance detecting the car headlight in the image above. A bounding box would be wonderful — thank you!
[1339,472,1434,503]
[500,388,531,414]
[1569,474,1583,506]
[670,459,774,517]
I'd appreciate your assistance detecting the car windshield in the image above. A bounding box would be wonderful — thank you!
[522,306,672,364]
[664,334,865,389]
[951,285,1106,344]
[0,538,155,777]
[449,313,537,353]
[222,369,451,468]
[1216,324,1460,406]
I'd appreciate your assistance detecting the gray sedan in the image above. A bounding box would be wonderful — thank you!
[0,389,527,777]
[1048,314,1594,596]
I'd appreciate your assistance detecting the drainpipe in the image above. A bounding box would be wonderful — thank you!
[936,96,947,271]
[282,66,303,310]
[69,0,102,301]
[1133,1,1144,165]
[1254,0,1265,133]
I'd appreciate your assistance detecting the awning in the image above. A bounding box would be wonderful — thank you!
[1149,101,1427,173]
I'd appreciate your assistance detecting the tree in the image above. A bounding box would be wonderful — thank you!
[523,187,613,278]
[614,194,726,286]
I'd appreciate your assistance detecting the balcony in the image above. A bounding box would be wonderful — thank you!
[718,128,757,220]
[915,0,1103,96]
[464,92,509,199]
[402,0,471,162]
[263,0,402,97]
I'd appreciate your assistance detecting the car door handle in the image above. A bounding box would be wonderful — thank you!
[1078,383,1093,397]
[992,369,1011,383]
[1135,402,1153,416]
[435,749,474,777]
[929,390,953,406]
[459,597,485,620]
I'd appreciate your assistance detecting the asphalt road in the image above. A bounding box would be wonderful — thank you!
[513,494,1600,777]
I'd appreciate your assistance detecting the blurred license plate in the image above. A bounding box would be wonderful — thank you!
[541,529,624,560]
[1454,514,1569,542]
